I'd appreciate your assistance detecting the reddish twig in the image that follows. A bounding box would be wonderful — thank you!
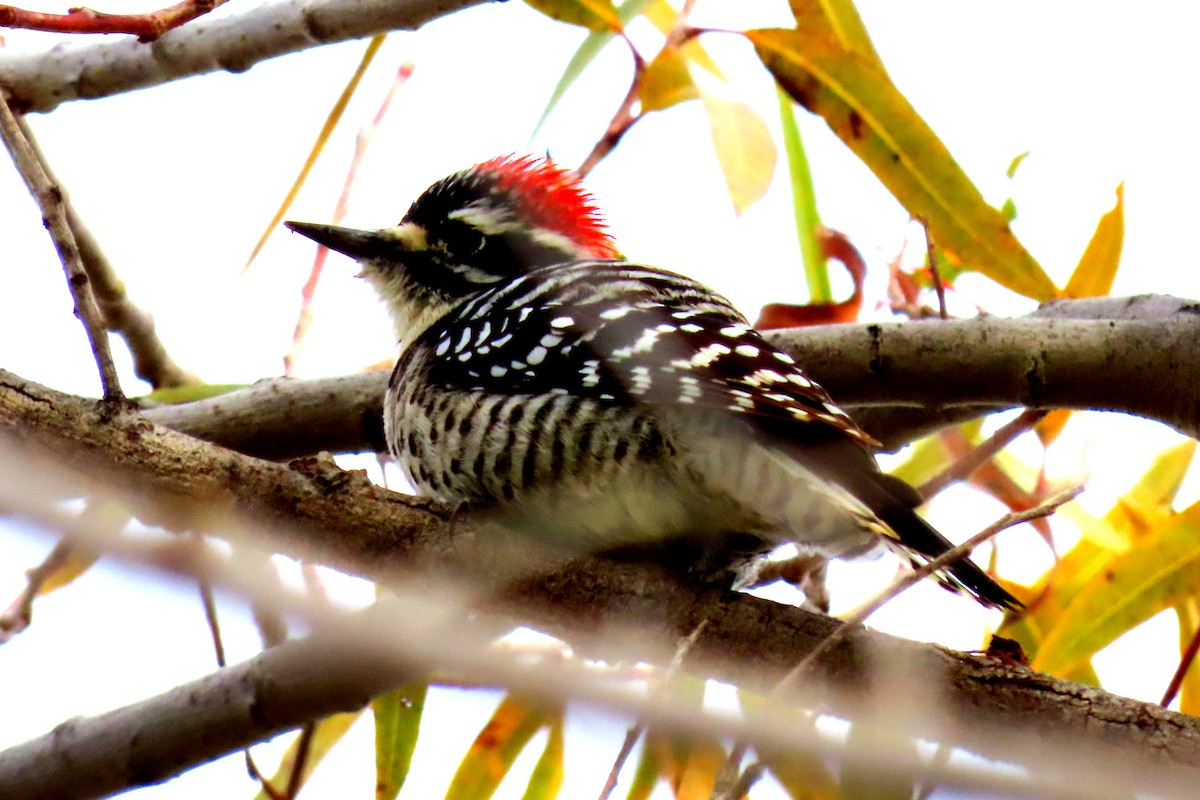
[1161,616,1200,709]
[284,724,316,800]
[919,409,1049,501]
[0,0,228,43]
[577,0,700,178]
[919,216,949,319]
[245,753,285,800]
[285,60,415,375]
[576,51,644,179]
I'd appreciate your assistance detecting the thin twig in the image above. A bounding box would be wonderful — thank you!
[711,741,750,800]
[0,539,73,642]
[0,0,228,42]
[576,52,644,179]
[14,116,198,390]
[1161,613,1200,709]
[198,578,227,668]
[285,60,415,375]
[920,217,948,319]
[577,0,702,178]
[0,94,123,400]
[724,760,766,800]
[596,619,708,800]
[284,724,317,799]
[919,409,1049,501]
[245,754,285,800]
[774,485,1083,696]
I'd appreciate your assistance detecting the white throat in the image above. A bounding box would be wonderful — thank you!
[361,265,456,357]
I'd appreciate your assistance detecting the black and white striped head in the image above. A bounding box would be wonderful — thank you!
[285,155,620,315]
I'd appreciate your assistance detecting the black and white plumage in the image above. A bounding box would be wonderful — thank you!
[286,155,1019,610]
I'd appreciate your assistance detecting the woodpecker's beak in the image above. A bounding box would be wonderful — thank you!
[284,221,390,260]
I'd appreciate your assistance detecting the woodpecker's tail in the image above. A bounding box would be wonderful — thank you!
[868,472,1022,611]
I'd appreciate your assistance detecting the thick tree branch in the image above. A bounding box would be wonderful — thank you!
[3,365,1200,798]
[142,296,1200,459]
[0,0,491,113]
[3,560,1200,799]
[0,619,417,800]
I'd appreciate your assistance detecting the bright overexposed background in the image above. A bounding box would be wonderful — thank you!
[1,1,1199,797]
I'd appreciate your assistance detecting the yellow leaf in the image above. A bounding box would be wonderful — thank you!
[253,713,361,800]
[638,46,698,112]
[445,695,555,800]
[998,443,1196,671]
[520,714,564,800]
[788,0,884,69]
[644,732,726,800]
[1034,408,1072,447]
[644,1,724,78]
[700,92,776,214]
[747,27,1057,300]
[1063,182,1125,298]
[245,35,385,270]
[1105,439,1196,542]
[1034,501,1200,676]
[524,0,622,32]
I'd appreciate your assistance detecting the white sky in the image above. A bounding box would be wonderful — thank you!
[1,2,1198,797]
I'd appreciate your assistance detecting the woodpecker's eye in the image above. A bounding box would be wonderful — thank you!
[461,226,486,254]
[433,221,487,258]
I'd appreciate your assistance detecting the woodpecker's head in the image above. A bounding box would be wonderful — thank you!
[286,156,619,316]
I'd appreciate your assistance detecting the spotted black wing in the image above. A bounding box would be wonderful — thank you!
[415,260,878,449]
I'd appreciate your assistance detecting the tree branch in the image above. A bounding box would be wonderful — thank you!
[141,296,1200,459]
[14,115,200,389]
[4,365,1200,797]
[0,94,123,400]
[0,0,491,113]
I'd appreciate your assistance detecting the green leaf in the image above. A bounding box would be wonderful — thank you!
[1006,150,1030,179]
[445,695,555,800]
[530,0,653,138]
[519,713,564,800]
[777,84,829,303]
[141,383,246,405]
[1035,501,1200,676]
[638,46,698,112]
[253,713,361,800]
[624,737,660,800]
[700,91,776,214]
[757,745,838,799]
[374,682,428,800]
[524,0,622,32]
[1063,182,1125,298]
[747,27,1058,300]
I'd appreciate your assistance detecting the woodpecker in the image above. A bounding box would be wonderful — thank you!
[286,155,1019,610]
